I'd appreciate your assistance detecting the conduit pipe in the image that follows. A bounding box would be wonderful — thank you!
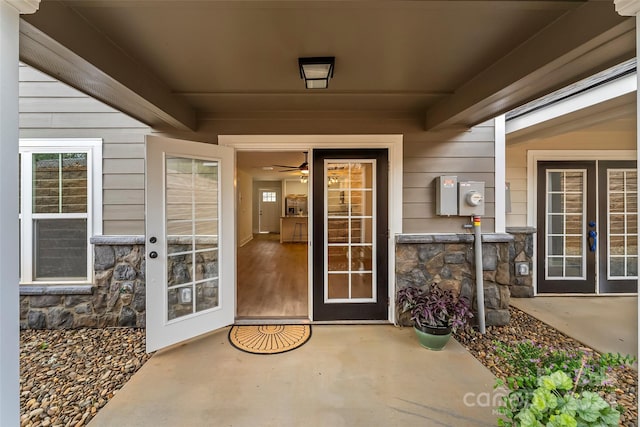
[473,215,486,334]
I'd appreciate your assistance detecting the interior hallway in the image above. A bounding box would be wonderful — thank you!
[237,234,308,318]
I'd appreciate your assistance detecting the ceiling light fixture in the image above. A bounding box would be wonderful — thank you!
[298,57,335,89]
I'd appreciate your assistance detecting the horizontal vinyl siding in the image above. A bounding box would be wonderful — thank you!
[403,120,496,233]
[19,64,149,236]
[505,129,636,227]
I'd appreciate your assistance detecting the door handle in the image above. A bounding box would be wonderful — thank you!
[149,251,158,259]
[588,230,597,252]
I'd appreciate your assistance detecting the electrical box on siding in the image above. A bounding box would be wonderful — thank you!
[435,176,458,216]
[458,181,485,216]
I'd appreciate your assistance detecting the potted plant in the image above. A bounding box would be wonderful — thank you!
[397,283,473,350]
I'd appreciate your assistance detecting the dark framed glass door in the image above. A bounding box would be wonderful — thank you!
[598,161,637,293]
[312,149,388,320]
[537,161,596,293]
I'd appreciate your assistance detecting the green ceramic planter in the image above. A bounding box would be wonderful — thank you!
[413,325,452,351]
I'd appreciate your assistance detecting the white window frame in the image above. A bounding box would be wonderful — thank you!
[19,139,102,284]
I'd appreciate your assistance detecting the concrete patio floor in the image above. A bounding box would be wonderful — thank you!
[89,325,497,427]
[511,296,638,359]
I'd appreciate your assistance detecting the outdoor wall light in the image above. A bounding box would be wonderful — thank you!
[298,57,335,89]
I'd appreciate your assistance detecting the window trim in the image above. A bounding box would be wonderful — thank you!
[19,138,102,284]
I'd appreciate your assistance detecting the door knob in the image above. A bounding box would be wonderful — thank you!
[149,251,158,259]
[588,231,597,252]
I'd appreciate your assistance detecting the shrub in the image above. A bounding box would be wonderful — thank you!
[494,340,635,427]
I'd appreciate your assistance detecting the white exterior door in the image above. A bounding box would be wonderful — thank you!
[145,136,235,352]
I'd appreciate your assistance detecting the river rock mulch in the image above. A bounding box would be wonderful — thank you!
[455,306,638,426]
[20,328,151,427]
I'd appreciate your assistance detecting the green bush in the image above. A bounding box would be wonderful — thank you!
[494,341,635,427]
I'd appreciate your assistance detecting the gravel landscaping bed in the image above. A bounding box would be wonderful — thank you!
[455,306,638,426]
[20,328,151,427]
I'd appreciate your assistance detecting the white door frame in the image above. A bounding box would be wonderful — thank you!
[527,149,637,295]
[219,134,403,322]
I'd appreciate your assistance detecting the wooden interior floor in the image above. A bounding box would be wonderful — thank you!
[237,233,308,318]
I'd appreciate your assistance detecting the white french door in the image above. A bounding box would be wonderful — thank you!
[145,136,235,352]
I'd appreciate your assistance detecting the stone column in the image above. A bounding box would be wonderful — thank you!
[0,0,39,423]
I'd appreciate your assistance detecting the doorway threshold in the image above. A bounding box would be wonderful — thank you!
[235,317,311,325]
[234,317,392,325]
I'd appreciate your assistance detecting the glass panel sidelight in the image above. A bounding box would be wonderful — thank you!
[325,161,375,302]
[607,170,638,279]
[166,157,220,321]
[545,170,585,279]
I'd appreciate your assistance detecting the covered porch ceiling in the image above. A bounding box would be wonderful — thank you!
[19,0,636,135]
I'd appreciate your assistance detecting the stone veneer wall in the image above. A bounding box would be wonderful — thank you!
[506,227,536,298]
[20,236,146,329]
[21,229,535,329]
[395,229,535,327]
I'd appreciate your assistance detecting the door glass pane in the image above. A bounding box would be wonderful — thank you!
[548,172,562,192]
[328,246,348,271]
[548,257,563,277]
[325,160,376,302]
[548,236,564,255]
[166,157,220,321]
[327,274,349,299]
[196,280,219,313]
[628,257,639,276]
[565,236,582,256]
[352,273,373,298]
[351,246,372,271]
[610,258,625,277]
[327,219,349,243]
[545,170,585,280]
[549,215,564,234]
[565,258,583,277]
[33,218,87,279]
[607,169,638,279]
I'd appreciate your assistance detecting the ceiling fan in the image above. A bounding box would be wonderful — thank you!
[273,152,309,174]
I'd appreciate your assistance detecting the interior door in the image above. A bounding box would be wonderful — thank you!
[537,161,596,293]
[312,149,388,320]
[598,161,637,293]
[258,188,280,233]
[145,136,235,352]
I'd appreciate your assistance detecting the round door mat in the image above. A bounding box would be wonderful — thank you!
[228,324,311,355]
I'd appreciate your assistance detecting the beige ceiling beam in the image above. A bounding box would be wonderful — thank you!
[20,4,196,131]
[424,1,635,131]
